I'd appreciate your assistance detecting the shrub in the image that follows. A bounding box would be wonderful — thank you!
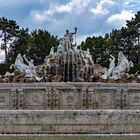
[0,63,13,75]
[129,64,140,74]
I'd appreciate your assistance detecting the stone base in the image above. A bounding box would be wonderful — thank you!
[0,110,140,134]
[0,82,140,110]
[0,82,140,134]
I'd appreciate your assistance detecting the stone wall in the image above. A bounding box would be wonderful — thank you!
[0,83,140,110]
[0,83,140,133]
[0,110,140,133]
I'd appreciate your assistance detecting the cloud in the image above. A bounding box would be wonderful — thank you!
[89,0,115,15]
[77,31,104,45]
[124,0,140,10]
[76,35,90,45]
[106,10,135,28]
[0,0,139,62]
[30,0,92,23]
[29,0,140,37]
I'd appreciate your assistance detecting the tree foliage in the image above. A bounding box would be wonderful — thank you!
[0,17,20,62]
[80,11,140,65]
[0,11,140,66]
[7,29,59,65]
[28,29,59,64]
[8,28,30,63]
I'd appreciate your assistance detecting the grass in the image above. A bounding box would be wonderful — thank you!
[0,136,140,140]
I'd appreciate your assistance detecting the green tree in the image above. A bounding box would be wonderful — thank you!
[81,36,110,65]
[8,28,30,63]
[28,29,59,64]
[0,17,19,62]
[125,11,140,63]
[8,29,59,65]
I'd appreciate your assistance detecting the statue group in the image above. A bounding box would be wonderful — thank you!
[2,29,140,83]
[101,51,134,80]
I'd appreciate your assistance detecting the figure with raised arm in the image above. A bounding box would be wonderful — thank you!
[23,54,37,76]
[64,27,77,50]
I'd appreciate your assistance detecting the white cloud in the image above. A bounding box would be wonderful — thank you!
[106,10,135,28]
[76,31,103,45]
[124,0,140,8]
[89,0,115,15]
[30,0,92,23]
[77,35,89,45]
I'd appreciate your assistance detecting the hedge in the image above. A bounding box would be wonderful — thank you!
[0,63,13,75]
[129,64,140,74]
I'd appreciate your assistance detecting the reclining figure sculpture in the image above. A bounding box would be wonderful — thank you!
[10,53,41,81]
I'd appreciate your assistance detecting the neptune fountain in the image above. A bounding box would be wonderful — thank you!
[2,28,139,83]
[0,29,140,135]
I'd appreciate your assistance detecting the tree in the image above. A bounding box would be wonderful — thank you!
[8,28,30,63]
[81,36,110,65]
[0,17,19,62]
[28,29,59,64]
[80,11,140,65]
[125,11,140,63]
[8,29,59,65]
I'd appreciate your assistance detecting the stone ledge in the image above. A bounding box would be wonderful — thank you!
[0,110,139,134]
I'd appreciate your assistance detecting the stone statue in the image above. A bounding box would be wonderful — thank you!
[112,51,133,79]
[44,56,51,66]
[22,54,37,77]
[101,52,133,80]
[64,27,77,49]
[101,55,115,80]
[5,71,15,77]
[84,48,94,65]
[49,47,55,57]
[10,53,29,73]
[10,53,42,81]
[1,29,138,83]
[57,39,65,53]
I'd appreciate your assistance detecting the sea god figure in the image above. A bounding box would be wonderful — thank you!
[64,27,77,50]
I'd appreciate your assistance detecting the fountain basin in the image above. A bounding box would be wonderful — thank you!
[0,82,140,134]
[0,110,140,134]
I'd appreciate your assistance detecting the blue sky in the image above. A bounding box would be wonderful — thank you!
[0,0,140,61]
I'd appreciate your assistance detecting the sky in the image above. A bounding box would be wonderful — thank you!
[0,0,140,62]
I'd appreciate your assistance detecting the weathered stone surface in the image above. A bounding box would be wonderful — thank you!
[0,110,139,133]
[0,82,140,134]
[0,83,140,110]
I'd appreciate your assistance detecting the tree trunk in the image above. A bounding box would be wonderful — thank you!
[4,31,7,62]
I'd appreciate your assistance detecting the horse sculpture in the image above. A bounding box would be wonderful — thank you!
[112,51,133,78]
[10,53,29,72]
[10,53,42,81]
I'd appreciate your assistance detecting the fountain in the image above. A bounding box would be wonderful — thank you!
[0,29,140,136]
[1,28,99,83]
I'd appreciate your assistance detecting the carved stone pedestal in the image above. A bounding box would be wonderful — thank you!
[0,82,140,134]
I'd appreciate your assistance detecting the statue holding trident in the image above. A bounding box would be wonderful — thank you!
[64,27,77,50]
